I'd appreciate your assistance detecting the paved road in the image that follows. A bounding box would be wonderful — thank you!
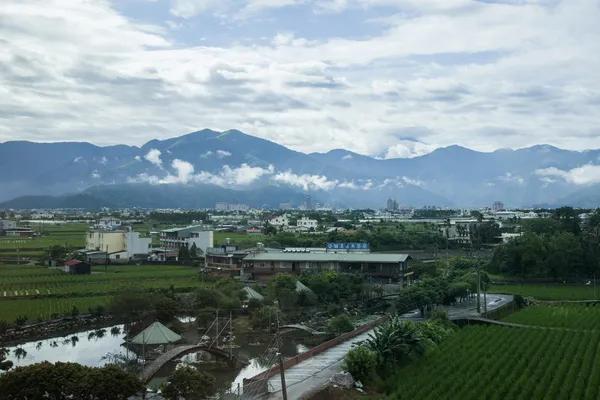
[267,294,513,400]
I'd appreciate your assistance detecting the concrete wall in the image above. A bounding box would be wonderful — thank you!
[188,230,214,254]
[86,232,125,254]
[125,232,151,257]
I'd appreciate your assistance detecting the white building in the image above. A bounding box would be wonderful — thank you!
[31,212,54,219]
[85,229,151,260]
[297,217,318,229]
[94,217,122,230]
[0,219,17,231]
[159,226,214,254]
[269,215,290,227]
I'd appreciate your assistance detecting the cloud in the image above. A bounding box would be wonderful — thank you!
[383,140,438,159]
[91,170,100,179]
[536,164,600,185]
[402,176,423,186]
[497,172,525,185]
[200,151,213,158]
[99,156,108,165]
[130,161,275,186]
[2,0,600,157]
[144,149,163,168]
[273,170,340,191]
[216,150,232,158]
[134,156,141,161]
[73,157,83,163]
[342,154,353,160]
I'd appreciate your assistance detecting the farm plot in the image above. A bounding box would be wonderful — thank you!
[0,296,113,323]
[503,303,600,330]
[489,283,597,300]
[0,265,201,297]
[389,325,600,400]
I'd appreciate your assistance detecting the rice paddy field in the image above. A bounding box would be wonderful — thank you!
[502,303,600,330]
[489,283,598,301]
[389,325,600,400]
[0,264,204,324]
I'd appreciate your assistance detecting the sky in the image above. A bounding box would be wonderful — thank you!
[1,0,600,158]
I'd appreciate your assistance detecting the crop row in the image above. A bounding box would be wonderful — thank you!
[389,325,600,400]
[0,277,203,298]
[503,304,600,330]
[0,296,113,323]
[489,283,598,300]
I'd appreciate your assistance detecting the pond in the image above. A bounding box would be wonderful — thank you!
[3,322,319,393]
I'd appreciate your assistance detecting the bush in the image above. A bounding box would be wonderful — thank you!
[326,315,354,337]
[342,345,377,383]
[514,294,526,309]
[161,366,216,400]
[326,304,342,316]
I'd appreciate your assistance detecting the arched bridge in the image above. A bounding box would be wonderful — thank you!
[139,344,248,383]
[279,324,325,335]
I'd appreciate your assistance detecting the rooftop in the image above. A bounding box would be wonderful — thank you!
[243,252,411,263]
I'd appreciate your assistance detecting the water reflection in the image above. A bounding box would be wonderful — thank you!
[5,324,126,368]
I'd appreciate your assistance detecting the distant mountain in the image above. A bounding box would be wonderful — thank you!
[1,129,599,208]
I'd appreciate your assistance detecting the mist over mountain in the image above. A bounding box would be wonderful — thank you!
[1,129,599,209]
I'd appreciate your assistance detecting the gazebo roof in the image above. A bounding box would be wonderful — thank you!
[130,321,182,345]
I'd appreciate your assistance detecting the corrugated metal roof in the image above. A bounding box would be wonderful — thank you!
[243,252,410,263]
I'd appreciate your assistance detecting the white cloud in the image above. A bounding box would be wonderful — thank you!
[2,0,600,157]
[144,149,163,168]
[536,164,600,185]
[216,150,232,158]
[498,172,525,185]
[73,157,83,163]
[134,156,141,161]
[273,170,339,191]
[384,141,438,159]
[91,170,100,179]
[200,151,213,158]
[130,162,275,186]
[99,156,108,165]
[402,176,423,186]
[342,154,353,160]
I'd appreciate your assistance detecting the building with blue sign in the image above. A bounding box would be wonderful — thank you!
[242,252,413,285]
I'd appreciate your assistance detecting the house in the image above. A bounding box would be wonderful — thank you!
[0,219,17,235]
[243,252,413,284]
[205,242,281,278]
[94,217,122,230]
[247,228,263,236]
[269,215,289,227]
[64,260,91,275]
[159,226,214,254]
[297,217,318,229]
[3,227,34,237]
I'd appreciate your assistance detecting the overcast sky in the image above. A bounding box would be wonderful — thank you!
[2,0,599,158]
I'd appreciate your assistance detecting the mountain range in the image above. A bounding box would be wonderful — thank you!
[1,129,599,209]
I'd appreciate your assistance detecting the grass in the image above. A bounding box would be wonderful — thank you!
[489,283,598,300]
[0,264,207,323]
[0,296,113,324]
[387,325,600,400]
[503,303,600,330]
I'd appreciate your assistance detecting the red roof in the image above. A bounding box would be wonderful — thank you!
[64,260,82,266]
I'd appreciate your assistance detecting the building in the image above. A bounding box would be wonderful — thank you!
[243,252,413,284]
[215,202,249,212]
[204,243,281,278]
[247,228,263,236]
[159,226,214,253]
[2,227,34,237]
[386,198,398,211]
[304,195,314,210]
[64,260,91,275]
[297,217,318,229]
[31,212,55,219]
[492,201,504,211]
[269,215,289,227]
[84,228,151,262]
[94,217,122,230]
[216,202,228,211]
[0,219,17,235]
[279,203,292,210]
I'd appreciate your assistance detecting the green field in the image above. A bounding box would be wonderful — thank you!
[388,325,600,400]
[503,303,600,330]
[0,223,88,250]
[0,296,113,324]
[0,264,204,324]
[489,283,598,300]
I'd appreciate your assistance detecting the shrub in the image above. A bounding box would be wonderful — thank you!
[342,345,377,383]
[161,366,216,400]
[326,315,354,337]
[514,294,526,309]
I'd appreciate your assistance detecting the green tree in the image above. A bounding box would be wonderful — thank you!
[178,245,190,265]
[0,362,143,400]
[342,345,377,383]
[546,232,583,280]
[161,366,216,400]
[326,315,354,337]
[0,348,13,371]
[365,316,426,372]
[189,242,198,258]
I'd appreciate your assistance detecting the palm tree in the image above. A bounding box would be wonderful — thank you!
[365,316,426,371]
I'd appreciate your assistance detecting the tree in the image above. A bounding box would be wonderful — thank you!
[0,362,143,400]
[178,244,190,265]
[189,242,198,259]
[342,345,376,383]
[326,315,354,337]
[161,366,216,400]
[0,348,13,371]
[365,316,426,372]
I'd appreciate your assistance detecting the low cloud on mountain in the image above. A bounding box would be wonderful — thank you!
[536,164,600,185]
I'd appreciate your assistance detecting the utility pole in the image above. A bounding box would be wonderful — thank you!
[278,353,288,400]
[216,309,219,348]
[229,311,233,360]
[476,263,481,314]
